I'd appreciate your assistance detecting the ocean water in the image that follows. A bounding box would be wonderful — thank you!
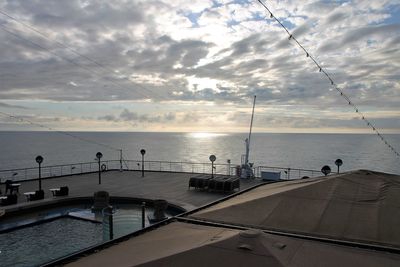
[0,131,399,174]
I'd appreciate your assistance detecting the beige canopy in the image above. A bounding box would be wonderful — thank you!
[67,221,400,267]
[191,170,400,248]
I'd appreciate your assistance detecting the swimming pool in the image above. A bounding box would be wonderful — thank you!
[0,202,179,267]
[1,217,102,267]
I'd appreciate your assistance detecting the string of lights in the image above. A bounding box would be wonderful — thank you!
[256,0,399,158]
[0,9,169,101]
[0,111,120,152]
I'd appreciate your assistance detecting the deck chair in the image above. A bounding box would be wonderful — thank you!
[55,186,69,196]
[1,194,17,206]
[5,180,13,194]
[30,190,44,201]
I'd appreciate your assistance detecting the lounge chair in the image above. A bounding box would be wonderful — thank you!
[148,199,168,223]
[1,194,18,206]
[208,177,226,192]
[29,190,44,201]
[188,175,212,190]
[188,177,197,189]
[4,180,20,194]
[5,180,13,194]
[54,186,69,196]
[223,177,240,192]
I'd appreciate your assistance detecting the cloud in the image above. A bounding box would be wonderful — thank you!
[0,0,399,132]
[0,102,31,109]
[97,114,117,121]
[324,11,347,25]
[99,108,176,124]
[318,24,400,53]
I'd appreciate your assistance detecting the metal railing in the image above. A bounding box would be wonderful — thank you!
[0,159,322,182]
[255,166,321,180]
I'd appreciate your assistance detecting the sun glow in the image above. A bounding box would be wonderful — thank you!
[188,132,227,138]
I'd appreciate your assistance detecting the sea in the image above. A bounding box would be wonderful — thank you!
[0,131,399,175]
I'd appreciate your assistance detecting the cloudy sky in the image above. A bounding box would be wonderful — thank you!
[0,0,399,133]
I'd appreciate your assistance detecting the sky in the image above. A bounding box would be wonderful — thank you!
[0,0,399,133]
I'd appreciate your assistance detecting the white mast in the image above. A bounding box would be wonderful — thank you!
[241,95,256,178]
[245,95,256,166]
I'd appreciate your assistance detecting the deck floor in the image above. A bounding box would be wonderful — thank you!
[3,170,262,211]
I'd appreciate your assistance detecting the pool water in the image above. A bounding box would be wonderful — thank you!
[0,217,102,267]
[0,204,171,266]
[103,208,151,240]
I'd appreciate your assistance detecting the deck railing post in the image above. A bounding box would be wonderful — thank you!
[141,202,146,229]
[109,213,113,240]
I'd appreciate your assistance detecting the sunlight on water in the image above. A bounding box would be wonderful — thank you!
[188,132,227,138]
[0,132,399,174]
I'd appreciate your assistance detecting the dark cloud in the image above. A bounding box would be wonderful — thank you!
[304,1,342,15]
[291,20,314,38]
[325,12,346,25]
[127,36,212,72]
[99,108,176,124]
[318,24,400,53]
[230,33,270,57]
[98,114,117,121]
[5,0,144,31]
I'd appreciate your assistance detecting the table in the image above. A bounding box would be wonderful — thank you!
[23,192,35,201]
[49,188,60,196]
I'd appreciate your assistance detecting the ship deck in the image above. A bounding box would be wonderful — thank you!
[2,170,263,212]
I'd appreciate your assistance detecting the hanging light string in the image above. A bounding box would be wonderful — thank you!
[256,0,399,158]
[0,111,121,152]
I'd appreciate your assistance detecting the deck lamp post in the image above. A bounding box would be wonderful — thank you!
[321,165,331,176]
[227,159,231,176]
[35,155,43,190]
[140,149,146,177]
[335,159,343,174]
[96,152,103,184]
[209,155,216,178]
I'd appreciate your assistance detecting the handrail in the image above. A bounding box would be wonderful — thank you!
[258,165,319,173]
[0,159,321,182]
